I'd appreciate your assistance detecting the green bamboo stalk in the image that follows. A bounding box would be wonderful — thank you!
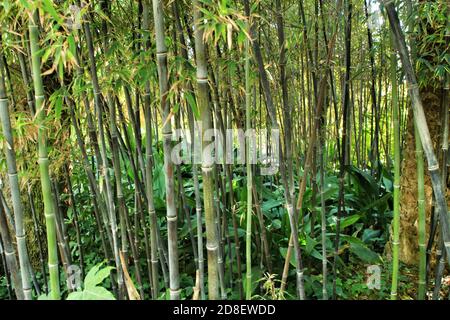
[0,237,13,299]
[415,122,426,300]
[151,0,179,300]
[141,0,160,299]
[389,32,400,299]
[244,17,252,300]
[28,10,60,300]
[0,198,23,299]
[0,45,31,300]
[193,0,220,300]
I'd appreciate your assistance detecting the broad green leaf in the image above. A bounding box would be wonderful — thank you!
[66,291,84,300]
[84,263,114,288]
[349,242,381,264]
[279,247,296,268]
[82,287,116,300]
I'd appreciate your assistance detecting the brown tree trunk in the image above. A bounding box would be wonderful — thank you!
[398,88,448,265]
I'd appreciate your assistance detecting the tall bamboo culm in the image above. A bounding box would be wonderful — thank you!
[151,0,179,300]
[28,9,60,299]
[142,0,159,299]
[415,122,426,300]
[244,17,252,300]
[193,0,220,300]
[389,32,400,299]
[0,45,31,300]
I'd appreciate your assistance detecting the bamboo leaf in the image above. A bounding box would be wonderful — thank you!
[41,0,63,25]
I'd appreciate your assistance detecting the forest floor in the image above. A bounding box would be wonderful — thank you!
[343,261,450,300]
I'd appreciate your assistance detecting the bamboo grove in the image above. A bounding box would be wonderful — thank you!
[0,0,448,300]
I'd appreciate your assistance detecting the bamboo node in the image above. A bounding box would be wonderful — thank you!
[156,52,168,58]
[167,216,177,222]
[0,98,7,102]
[197,78,208,84]
[406,83,419,90]
[206,243,218,251]
[38,157,49,163]
[201,165,213,172]
[428,164,439,171]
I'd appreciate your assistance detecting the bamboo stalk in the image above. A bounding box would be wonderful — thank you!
[244,16,252,299]
[151,0,179,300]
[141,0,160,299]
[0,198,23,299]
[0,45,31,300]
[0,237,13,299]
[28,10,60,299]
[389,31,400,299]
[193,0,220,300]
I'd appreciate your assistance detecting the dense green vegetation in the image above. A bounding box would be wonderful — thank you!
[0,0,448,300]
